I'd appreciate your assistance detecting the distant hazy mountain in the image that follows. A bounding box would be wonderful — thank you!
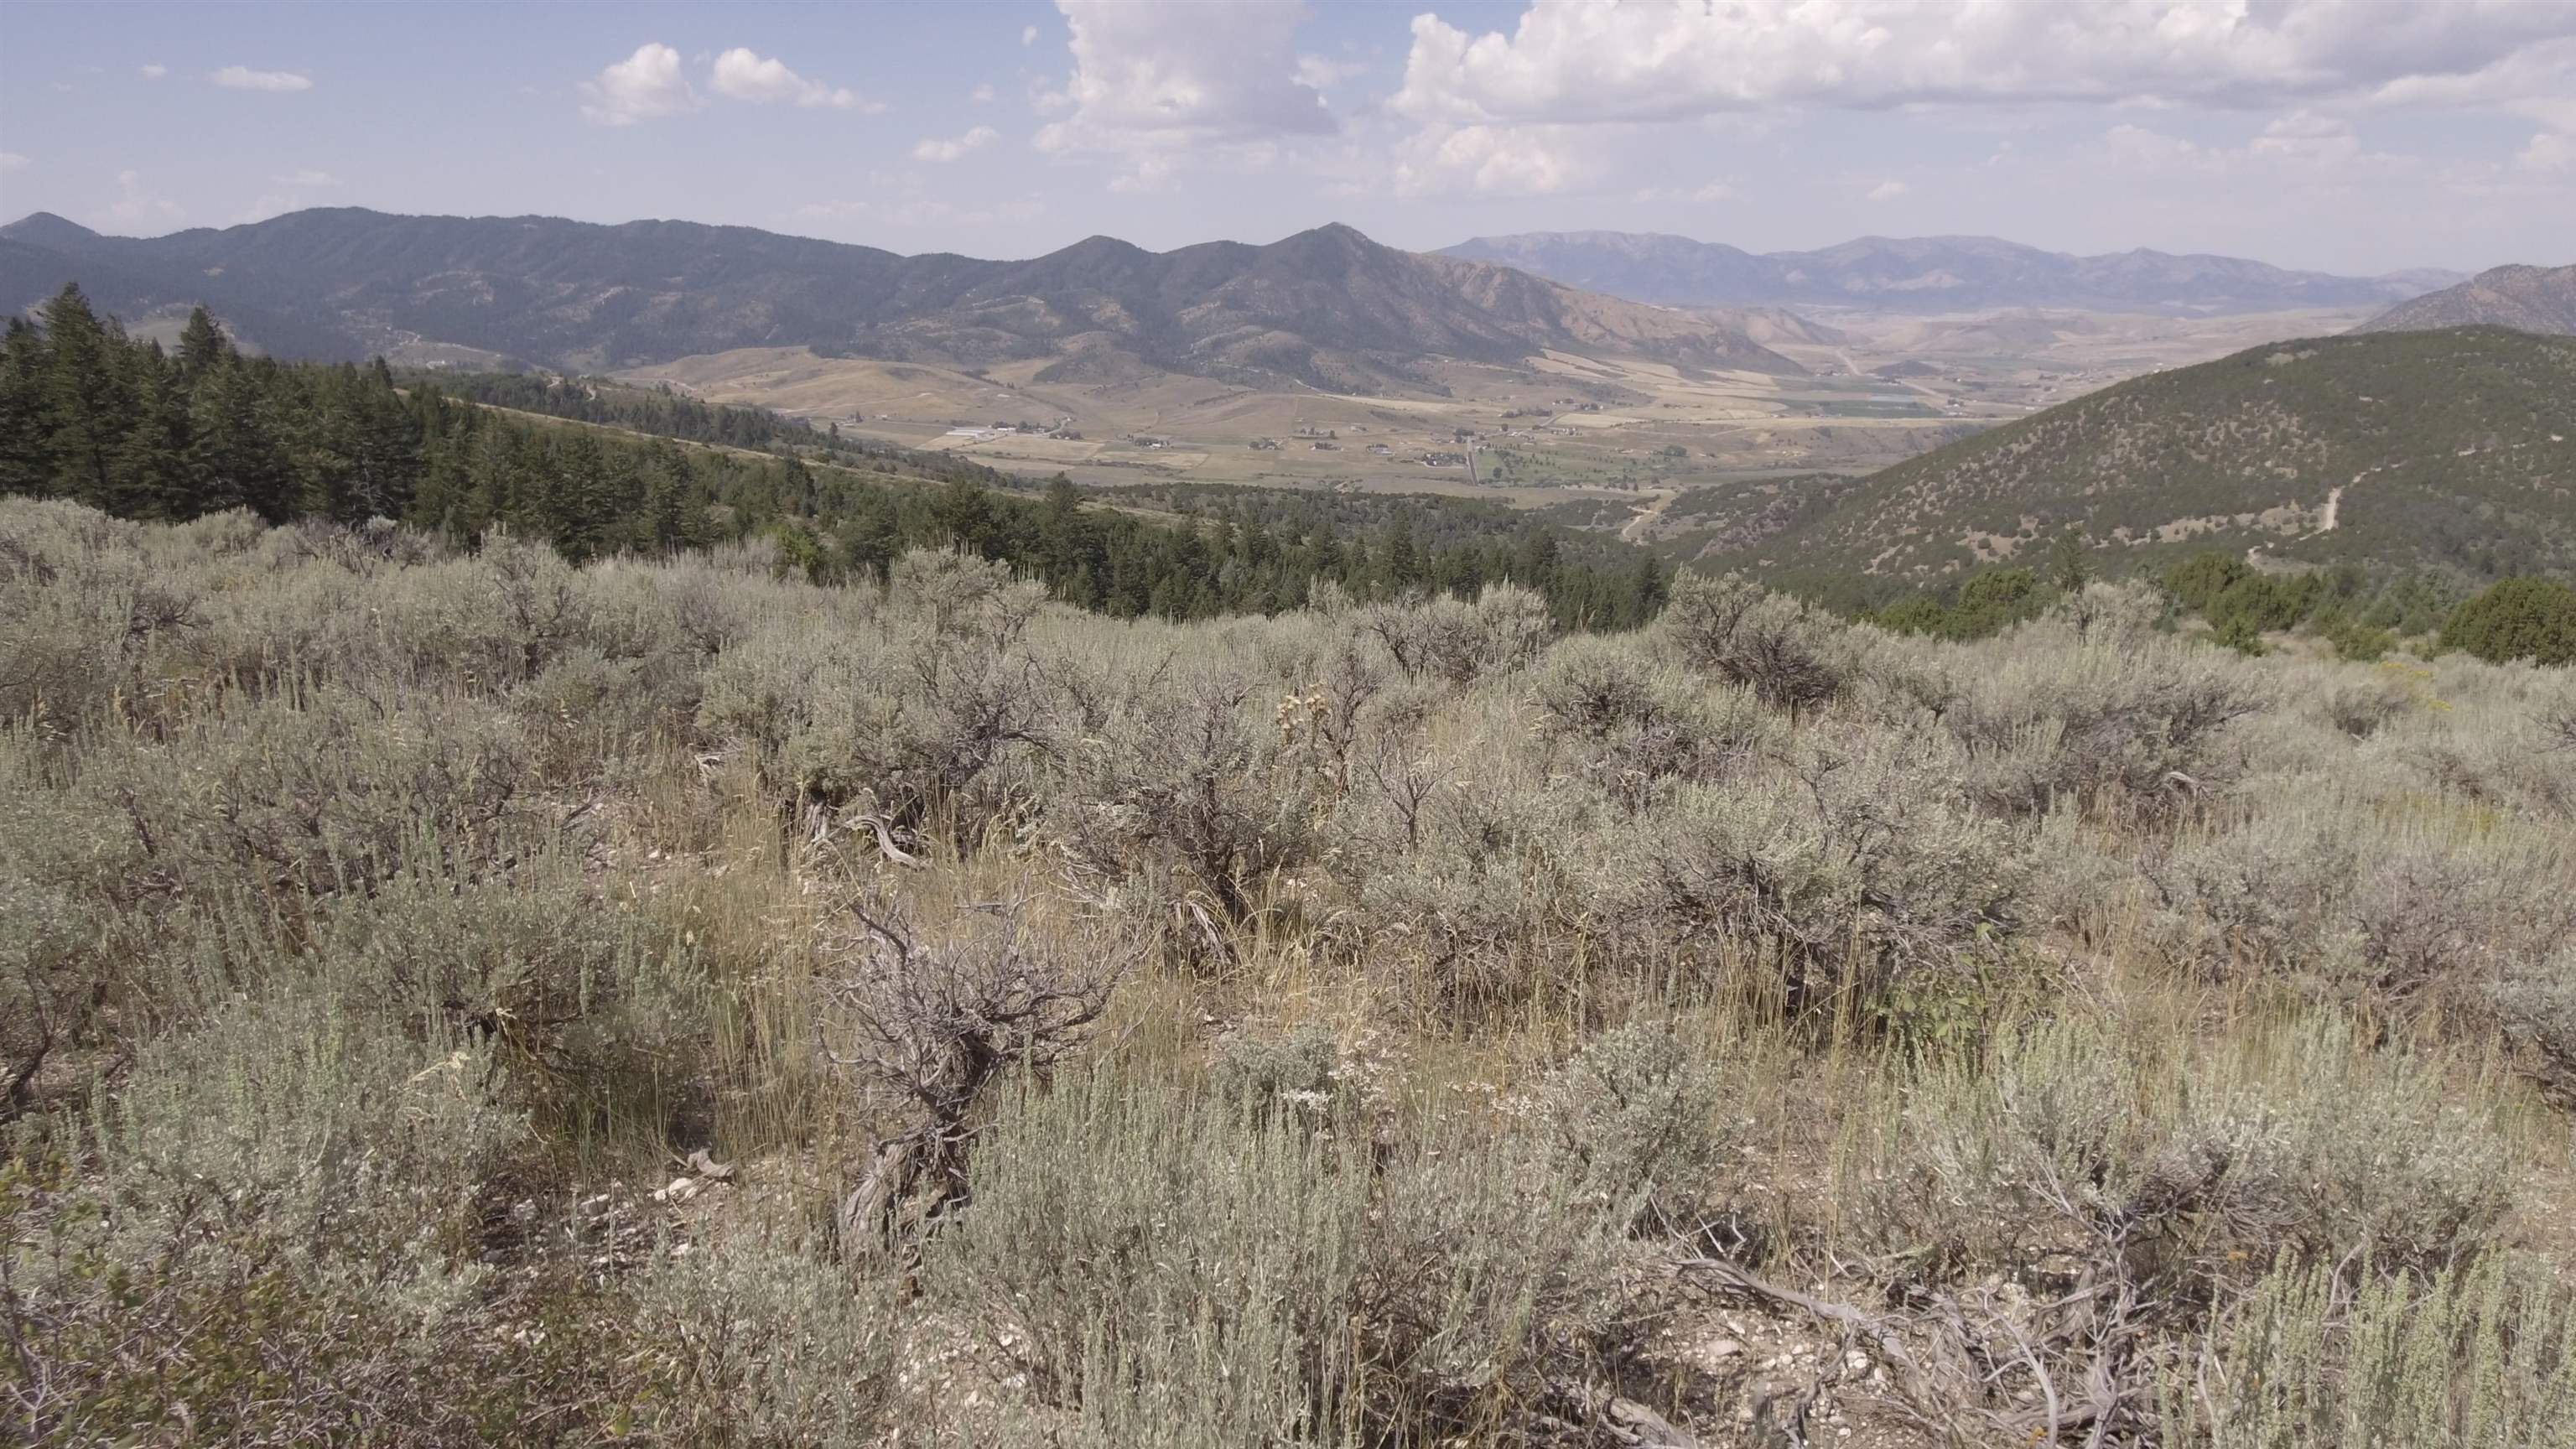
[2355,263,2576,336]
[0,210,1803,390]
[1671,327,2576,583]
[1441,231,2463,314]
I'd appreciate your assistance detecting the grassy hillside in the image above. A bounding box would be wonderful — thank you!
[1685,326,2576,586]
[6,498,2572,1444]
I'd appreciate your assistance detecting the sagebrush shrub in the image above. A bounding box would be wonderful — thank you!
[1537,1018,1734,1232]
[1644,722,2030,1012]
[1660,571,1845,714]
[7,983,524,1443]
[621,1231,901,1447]
[1052,659,1317,924]
[2494,945,2576,1106]
[1940,627,2267,816]
[1850,1018,2511,1306]
[1363,582,1552,688]
[2160,1251,2576,1448]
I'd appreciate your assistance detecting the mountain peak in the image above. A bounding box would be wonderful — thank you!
[1,212,102,250]
[1271,221,1379,252]
[2355,262,2576,337]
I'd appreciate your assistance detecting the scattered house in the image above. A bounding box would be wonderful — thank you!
[1364,443,1392,455]
[943,425,1003,442]
[1310,440,1340,451]
[1249,437,1283,450]
[1419,451,1467,468]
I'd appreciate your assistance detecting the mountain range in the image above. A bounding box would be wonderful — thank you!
[2355,262,2576,337]
[0,210,1804,392]
[1664,326,2576,585]
[1441,231,2463,314]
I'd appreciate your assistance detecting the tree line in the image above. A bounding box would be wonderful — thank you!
[0,283,1670,628]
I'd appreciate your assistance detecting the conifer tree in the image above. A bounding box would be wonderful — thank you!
[37,284,127,506]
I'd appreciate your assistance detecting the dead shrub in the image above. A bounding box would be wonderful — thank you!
[819,896,1130,1258]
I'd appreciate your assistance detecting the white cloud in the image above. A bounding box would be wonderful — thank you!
[0,153,28,174]
[1395,1,2576,125]
[1295,55,1363,90]
[971,82,996,103]
[580,43,697,126]
[1037,0,1334,159]
[911,125,1000,162]
[104,170,184,227]
[1109,154,1175,193]
[1865,178,1909,201]
[1393,122,1579,196]
[1022,24,1040,46]
[140,64,167,80]
[2516,130,2573,173]
[2103,112,2420,182]
[2105,122,2205,167]
[212,65,312,92]
[1633,179,1739,202]
[709,47,865,109]
[2247,109,2362,164]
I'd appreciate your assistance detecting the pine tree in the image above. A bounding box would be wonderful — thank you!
[186,356,293,519]
[112,349,190,518]
[1380,517,1421,595]
[175,307,230,382]
[0,319,55,496]
[2048,527,2092,594]
[36,284,127,506]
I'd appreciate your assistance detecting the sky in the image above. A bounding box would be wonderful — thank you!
[2,0,2571,277]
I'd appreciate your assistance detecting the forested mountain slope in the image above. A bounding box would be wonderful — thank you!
[0,210,1800,391]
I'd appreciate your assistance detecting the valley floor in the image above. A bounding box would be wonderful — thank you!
[614,307,2379,532]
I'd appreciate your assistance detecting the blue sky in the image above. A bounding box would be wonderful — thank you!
[2,1,2570,275]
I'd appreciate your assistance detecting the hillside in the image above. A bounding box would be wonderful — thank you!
[2355,262,2576,336]
[1443,230,2460,313]
[0,288,1670,627]
[0,210,1801,392]
[1670,326,2576,583]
